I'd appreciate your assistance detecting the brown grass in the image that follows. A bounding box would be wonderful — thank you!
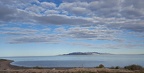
[0,68,143,73]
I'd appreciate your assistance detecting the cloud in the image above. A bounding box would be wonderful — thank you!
[9,35,60,44]
[62,0,96,3]
[70,42,144,49]
[104,44,144,49]
[44,10,59,14]
[0,27,38,35]
[106,19,144,32]
[0,0,143,33]
[0,26,60,44]
[0,4,17,22]
[59,0,144,33]
[60,0,120,17]
[0,27,60,44]
[53,26,122,41]
[65,27,121,40]
[59,2,90,16]
[41,2,56,9]
[25,5,45,15]
[0,0,143,46]
[33,14,94,25]
[61,0,144,18]
[0,5,34,24]
[1,26,121,44]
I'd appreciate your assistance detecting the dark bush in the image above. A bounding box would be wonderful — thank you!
[96,64,105,68]
[115,66,120,69]
[110,66,120,69]
[0,59,8,61]
[32,66,44,69]
[124,64,143,70]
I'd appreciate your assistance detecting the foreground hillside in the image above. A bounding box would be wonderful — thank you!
[1,68,144,73]
[0,59,144,73]
[0,68,138,73]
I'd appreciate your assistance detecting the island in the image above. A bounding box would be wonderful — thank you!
[62,52,112,55]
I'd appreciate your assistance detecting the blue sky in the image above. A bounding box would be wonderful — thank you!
[0,0,144,57]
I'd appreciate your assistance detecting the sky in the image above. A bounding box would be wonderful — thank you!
[0,0,144,57]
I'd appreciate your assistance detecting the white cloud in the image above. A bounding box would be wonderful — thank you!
[0,27,38,35]
[41,2,56,9]
[65,26,121,41]
[0,0,144,32]
[33,14,94,25]
[0,0,143,47]
[25,5,45,15]
[70,42,144,49]
[9,35,60,44]
[44,10,59,15]
[59,2,90,16]
[0,26,122,44]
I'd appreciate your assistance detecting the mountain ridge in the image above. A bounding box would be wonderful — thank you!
[62,52,112,55]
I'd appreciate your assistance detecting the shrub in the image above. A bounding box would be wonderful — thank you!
[32,66,44,69]
[0,59,8,61]
[110,66,120,69]
[115,66,120,69]
[124,64,143,70]
[96,64,105,68]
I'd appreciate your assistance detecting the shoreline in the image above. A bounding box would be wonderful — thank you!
[0,59,144,73]
[0,59,29,70]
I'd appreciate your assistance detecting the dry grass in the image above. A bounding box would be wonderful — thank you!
[0,68,143,73]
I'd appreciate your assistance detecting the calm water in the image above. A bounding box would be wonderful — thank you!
[1,55,144,67]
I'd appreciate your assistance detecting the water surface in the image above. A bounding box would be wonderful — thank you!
[1,55,144,67]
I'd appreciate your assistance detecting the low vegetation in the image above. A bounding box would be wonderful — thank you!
[96,64,105,68]
[110,66,121,69]
[0,59,8,61]
[32,66,44,69]
[124,64,143,70]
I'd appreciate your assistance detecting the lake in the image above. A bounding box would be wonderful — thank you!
[1,55,144,67]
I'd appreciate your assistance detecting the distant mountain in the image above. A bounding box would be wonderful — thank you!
[62,52,112,55]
